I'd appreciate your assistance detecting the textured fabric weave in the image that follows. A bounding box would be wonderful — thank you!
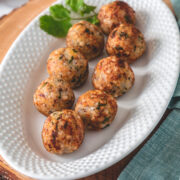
[118,110,180,180]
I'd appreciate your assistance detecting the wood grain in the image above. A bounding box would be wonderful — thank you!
[0,0,174,179]
[0,0,56,63]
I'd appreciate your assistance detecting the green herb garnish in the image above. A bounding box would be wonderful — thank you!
[103,117,110,124]
[103,124,110,129]
[68,56,74,63]
[50,4,71,20]
[59,54,64,60]
[41,82,48,88]
[115,46,123,50]
[85,28,90,34]
[138,36,143,41]
[71,77,76,82]
[49,110,53,114]
[119,32,128,39]
[72,48,78,53]
[40,15,71,38]
[97,102,106,110]
[39,0,99,37]
[64,121,68,129]
[58,89,62,99]
[124,15,132,24]
[66,0,96,16]
[75,66,79,71]
[86,15,99,25]
[76,75,82,84]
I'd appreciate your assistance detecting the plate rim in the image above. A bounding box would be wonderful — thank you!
[0,0,180,179]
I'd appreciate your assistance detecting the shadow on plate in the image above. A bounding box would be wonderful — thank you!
[117,73,150,106]
[136,11,149,33]
[132,39,161,68]
[60,106,136,161]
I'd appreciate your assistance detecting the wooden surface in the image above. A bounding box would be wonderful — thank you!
[0,0,174,179]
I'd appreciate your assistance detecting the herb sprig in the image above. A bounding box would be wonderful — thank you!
[40,0,99,38]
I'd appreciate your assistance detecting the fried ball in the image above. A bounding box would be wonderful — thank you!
[33,77,75,116]
[98,1,135,35]
[42,110,84,154]
[106,24,146,63]
[92,56,135,97]
[66,21,104,60]
[47,47,88,89]
[75,90,117,130]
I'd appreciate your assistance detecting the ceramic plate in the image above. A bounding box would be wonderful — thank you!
[0,0,179,179]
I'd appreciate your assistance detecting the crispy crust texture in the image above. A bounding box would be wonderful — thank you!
[106,24,146,63]
[66,21,104,60]
[42,110,84,154]
[33,76,75,116]
[92,56,135,97]
[47,47,88,88]
[98,1,135,35]
[75,90,117,130]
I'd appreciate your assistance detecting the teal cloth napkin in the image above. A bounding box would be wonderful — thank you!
[118,1,180,180]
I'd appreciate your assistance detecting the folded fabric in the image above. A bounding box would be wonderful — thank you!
[118,1,180,179]
[118,109,180,180]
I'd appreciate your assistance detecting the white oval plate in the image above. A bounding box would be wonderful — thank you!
[0,0,180,179]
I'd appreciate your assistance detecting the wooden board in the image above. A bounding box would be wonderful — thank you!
[0,0,174,179]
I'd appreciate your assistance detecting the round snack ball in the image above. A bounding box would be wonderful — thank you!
[66,21,104,60]
[92,56,135,97]
[98,1,135,35]
[42,110,84,154]
[33,76,75,116]
[106,24,146,63]
[75,90,117,130]
[47,47,88,89]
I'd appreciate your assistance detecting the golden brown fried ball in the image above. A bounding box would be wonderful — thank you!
[66,21,104,60]
[98,1,135,35]
[92,56,135,97]
[75,90,117,130]
[33,76,75,116]
[47,47,88,89]
[42,110,84,154]
[106,24,146,63]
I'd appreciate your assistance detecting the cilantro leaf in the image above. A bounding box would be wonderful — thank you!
[39,0,98,38]
[50,4,70,20]
[103,117,110,124]
[40,15,72,37]
[86,15,99,25]
[80,3,96,16]
[66,0,83,13]
[66,0,95,16]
